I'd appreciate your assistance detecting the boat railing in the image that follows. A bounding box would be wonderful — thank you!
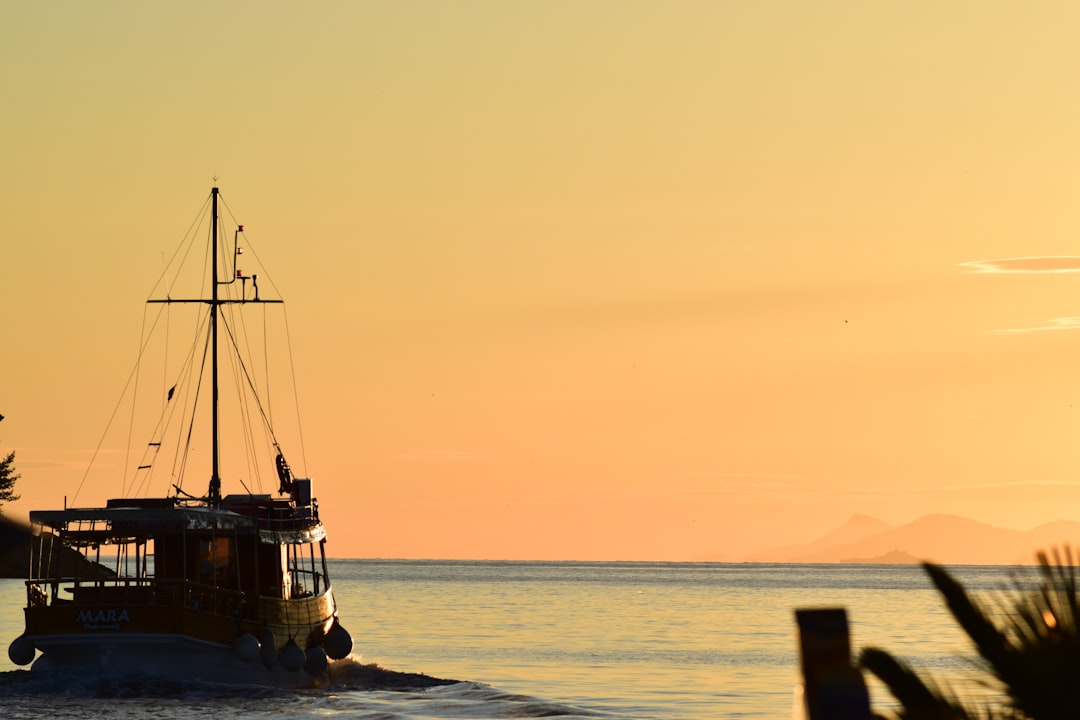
[180,579,248,617]
[227,498,321,531]
[25,577,251,618]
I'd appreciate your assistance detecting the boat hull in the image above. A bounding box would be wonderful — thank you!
[20,590,341,686]
[29,632,323,686]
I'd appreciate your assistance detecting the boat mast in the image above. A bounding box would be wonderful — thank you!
[147,187,284,503]
[209,187,222,505]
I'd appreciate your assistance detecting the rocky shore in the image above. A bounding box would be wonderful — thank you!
[0,515,114,580]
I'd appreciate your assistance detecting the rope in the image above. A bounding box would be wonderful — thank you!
[74,193,212,505]
[172,327,212,497]
[220,314,283,453]
[283,308,309,477]
[128,309,210,498]
[71,298,184,506]
[75,189,307,505]
[122,306,151,496]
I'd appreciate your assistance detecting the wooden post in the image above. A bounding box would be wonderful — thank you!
[795,608,870,720]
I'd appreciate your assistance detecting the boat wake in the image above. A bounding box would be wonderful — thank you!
[320,655,462,690]
[0,657,608,719]
[0,655,456,696]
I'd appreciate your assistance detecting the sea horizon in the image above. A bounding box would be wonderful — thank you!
[3,559,1010,718]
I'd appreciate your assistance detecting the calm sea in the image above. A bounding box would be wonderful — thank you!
[0,561,1023,719]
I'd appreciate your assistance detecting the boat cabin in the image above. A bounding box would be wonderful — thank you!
[17,480,344,676]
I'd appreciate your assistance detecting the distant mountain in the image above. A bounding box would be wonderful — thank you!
[1025,520,1080,559]
[759,514,1080,565]
[746,514,894,562]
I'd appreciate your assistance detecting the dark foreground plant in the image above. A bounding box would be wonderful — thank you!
[859,549,1080,720]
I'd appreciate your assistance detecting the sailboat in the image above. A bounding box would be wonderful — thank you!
[7,187,353,684]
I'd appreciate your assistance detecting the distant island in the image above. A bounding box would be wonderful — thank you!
[742,513,1080,565]
[842,549,921,565]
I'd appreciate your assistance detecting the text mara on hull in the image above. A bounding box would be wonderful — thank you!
[7,187,353,684]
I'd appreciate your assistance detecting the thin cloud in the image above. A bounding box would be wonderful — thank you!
[687,479,1080,506]
[959,256,1080,274]
[826,480,1080,501]
[957,257,1080,332]
[995,316,1080,334]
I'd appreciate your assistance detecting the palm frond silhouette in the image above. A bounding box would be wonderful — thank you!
[858,548,1080,720]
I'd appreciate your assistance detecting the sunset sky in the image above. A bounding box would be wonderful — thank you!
[5,2,1080,560]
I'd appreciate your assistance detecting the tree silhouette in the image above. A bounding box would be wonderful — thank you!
[0,449,20,509]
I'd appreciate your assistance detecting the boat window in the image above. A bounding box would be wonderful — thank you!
[27,523,159,606]
[285,542,320,598]
[197,537,235,587]
[257,543,288,598]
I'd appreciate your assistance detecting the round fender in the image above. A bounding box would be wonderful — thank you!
[304,645,328,676]
[260,628,277,669]
[280,639,306,672]
[234,632,260,663]
[323,621,353,660]
[8,636,35,666]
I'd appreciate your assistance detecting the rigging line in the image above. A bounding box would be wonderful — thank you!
[133,305,210,499]
[160,312,208,497]
[225,308,263,496]
[283,307,308,476]
[245,303,277,494]
[122,304,152,497]
[173,316,213,498]
[70,297,184,506]
[219,313,281,448]
[146,195,212,302]
[136,306,204,498]
[221,313,286,496]
[116,192,211,498]
[221,284,266,493]
[161,251,171,466]
[260,305,274,494]
[263,305,273,432]
[219,198,286,301]
[202,213,214,305]
[128,305,202,495]
[132,309,210,498]
[128,312,188,497]
[217,191,290,487]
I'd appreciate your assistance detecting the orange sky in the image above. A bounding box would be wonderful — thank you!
[5,2,1080,560]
